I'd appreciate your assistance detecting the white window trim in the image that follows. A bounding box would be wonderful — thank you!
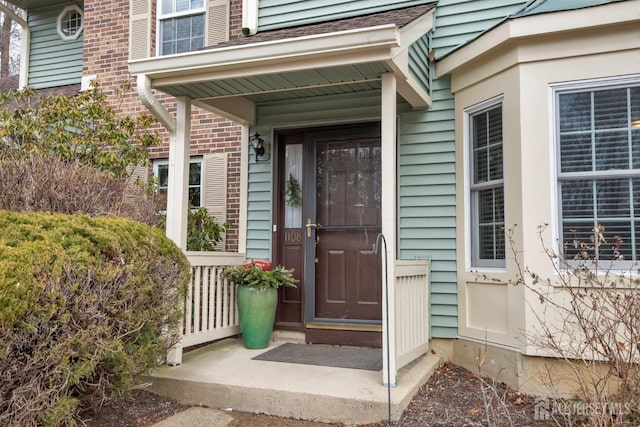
[156,0,207,56]
[57,4,83,41]
[464,94,506,271]
[153,157,203,208]
[549,74,640,271]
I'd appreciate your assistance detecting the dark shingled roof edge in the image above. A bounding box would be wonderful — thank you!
[207,3,436,50]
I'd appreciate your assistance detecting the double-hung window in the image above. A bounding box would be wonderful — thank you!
[469,101,505,268]
[555,78,640,265]
[153,158,203,208]
[158,0,205,56]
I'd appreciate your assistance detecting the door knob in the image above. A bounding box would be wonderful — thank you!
[305,218,319,238]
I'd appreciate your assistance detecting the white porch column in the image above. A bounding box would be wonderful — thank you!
[381,73,398,386]
[165,97,191,366]
[165,97,191,249]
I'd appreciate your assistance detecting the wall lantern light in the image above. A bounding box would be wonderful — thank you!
[250,132,267,162]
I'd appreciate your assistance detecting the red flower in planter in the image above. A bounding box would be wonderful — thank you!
[242,259,272,271]
[223,261,296,290]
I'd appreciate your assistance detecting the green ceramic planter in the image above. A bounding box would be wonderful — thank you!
[236,284,278,349]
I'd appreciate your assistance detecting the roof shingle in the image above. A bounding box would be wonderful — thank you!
[212,3,436,49]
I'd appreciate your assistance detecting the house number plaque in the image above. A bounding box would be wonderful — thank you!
[284,229,302,243]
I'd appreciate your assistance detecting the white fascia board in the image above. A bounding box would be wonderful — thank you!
[385,10,434,109]
[394,8,434,54]
[397,74,431,109]
[129,24,400,81]
[153,48,394,87]
[509,0,640,39]
[437,0,640,77]
[386,50,430,109]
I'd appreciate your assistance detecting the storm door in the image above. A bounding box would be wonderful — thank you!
[274,124,382,344]
[309,127,382,324]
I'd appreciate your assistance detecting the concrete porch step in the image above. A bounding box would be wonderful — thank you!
[143,337,442,425]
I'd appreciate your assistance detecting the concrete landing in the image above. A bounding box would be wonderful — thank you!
[152,407,233,427]
[144,337,442,425]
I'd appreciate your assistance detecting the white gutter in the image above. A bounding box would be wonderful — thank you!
[0,4,29,88]
[129,24,400,78]
[137,74,176,132]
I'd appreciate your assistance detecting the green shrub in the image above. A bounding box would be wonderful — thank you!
[0,211,190,426]
[0,82,161,178]
[155,206,229,251]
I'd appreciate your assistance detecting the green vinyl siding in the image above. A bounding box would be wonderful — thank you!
[246,162,273,260]
[246,90,386,260]
[432,0,528,58]
[409,33,432,95]
[397,0,529,338]
[249,86,461,339]
[258,0,431,31]
[256,91,386,128]
[247,0,535,339]
[28,2,83,89]
[398,74,457,338]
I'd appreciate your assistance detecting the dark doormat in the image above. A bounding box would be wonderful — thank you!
[252,343,382,371]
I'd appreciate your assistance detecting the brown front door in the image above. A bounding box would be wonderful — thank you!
[274,124,382,346]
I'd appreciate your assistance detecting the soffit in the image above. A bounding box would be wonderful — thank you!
[7,0,69,10]
[130,3,436,122]
[163,62,391,102]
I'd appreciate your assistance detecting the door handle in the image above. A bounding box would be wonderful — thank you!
[305,218,319,238]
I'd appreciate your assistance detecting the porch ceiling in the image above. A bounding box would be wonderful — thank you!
[129,3,436,125]
[7,0,68,9]
[162,62,390,103]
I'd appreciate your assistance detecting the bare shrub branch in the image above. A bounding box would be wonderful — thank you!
[493,225,640,426]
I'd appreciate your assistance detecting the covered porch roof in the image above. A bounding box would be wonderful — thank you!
[6,0,68,8]
[129,3,436,125]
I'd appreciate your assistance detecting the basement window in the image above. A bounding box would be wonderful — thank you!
[58,5,83,41]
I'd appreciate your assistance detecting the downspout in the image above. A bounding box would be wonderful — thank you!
[137,73,176,133]
[0,4,29,88]
[241,0,259,35]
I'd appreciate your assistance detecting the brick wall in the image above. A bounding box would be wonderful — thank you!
[82,0,245,252]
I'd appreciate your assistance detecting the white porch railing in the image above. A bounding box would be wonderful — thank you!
[394,259,430,369]
[167,254,429,369]
[167,252,245,365]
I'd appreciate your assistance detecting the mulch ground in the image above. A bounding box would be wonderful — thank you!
[84,363,556,426]
[372,363,554,426]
